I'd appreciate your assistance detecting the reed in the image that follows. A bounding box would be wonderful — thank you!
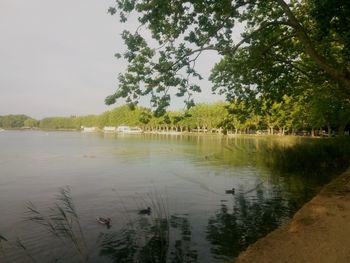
[0,235,7,242]
[0,234,38,263]
[4,189,197,262]
[15,238,36,263]
[0,234,8,263]
[24,187,89,262]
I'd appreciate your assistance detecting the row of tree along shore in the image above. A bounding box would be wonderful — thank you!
[1,99,349,136]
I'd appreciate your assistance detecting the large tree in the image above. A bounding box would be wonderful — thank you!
[106,0,350,113]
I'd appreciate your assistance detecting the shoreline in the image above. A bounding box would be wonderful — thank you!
[1,128,345,139]
[233,166,350,263]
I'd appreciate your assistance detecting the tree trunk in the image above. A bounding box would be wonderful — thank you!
[338,115,350,136]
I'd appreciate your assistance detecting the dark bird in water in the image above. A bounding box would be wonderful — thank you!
[138,207,151,215]
[97,217,111,228]
[225,188,235,194]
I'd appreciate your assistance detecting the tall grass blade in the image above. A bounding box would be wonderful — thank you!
[15,238,36,263]
[0,234,7,242]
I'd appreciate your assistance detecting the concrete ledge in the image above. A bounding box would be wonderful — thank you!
[234,167,350,263]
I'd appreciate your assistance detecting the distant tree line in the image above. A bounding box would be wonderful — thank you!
[1,97,349,135]
[0,115,38,129]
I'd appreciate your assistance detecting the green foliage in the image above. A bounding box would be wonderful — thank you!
[258,137,350,180]
[185,102,227,130]
[5,2,349,134]
[39,116,81,130]
[4,97,349,134]
[23,118,39,128]
[106,0,350,115]
[0,115,36,128]
[108,105,146,126]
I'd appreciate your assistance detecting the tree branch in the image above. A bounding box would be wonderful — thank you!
[273,55,312,79]
[260,33,295,57]
[274,0,350,91]
[222,20,293,56]
[167,20,293,73]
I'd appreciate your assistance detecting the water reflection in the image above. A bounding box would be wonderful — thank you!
[207,186,289,260]
[0,173,339,263]
[1,133,350,262]
[99,215,198,263]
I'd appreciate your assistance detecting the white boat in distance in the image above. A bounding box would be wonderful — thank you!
[0,128,4,132]
[103,126,116,133]
[82,127,97,133]
[116,126,143,134]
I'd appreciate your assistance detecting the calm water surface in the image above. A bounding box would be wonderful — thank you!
[0,131,334,262]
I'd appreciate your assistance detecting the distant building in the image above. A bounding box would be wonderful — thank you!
[103,126,116,133]
[82,127,97,133]
[116,126,143,134]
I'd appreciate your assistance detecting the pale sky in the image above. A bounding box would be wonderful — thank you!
[0,0,225,119]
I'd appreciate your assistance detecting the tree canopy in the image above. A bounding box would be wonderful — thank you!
[105,0,350,115]
[0,115,34,129]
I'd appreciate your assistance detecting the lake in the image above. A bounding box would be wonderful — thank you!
[0,131,346,262]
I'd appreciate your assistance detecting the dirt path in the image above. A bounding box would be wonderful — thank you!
[234,167,350,263]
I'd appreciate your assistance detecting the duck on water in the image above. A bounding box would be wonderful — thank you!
[138,207,151,215]
[225,188,235,194]
[97,217,111,228]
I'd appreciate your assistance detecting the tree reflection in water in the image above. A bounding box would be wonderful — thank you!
[207,186,292,261]
[204,136,350,260]
[99,214,198,263]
